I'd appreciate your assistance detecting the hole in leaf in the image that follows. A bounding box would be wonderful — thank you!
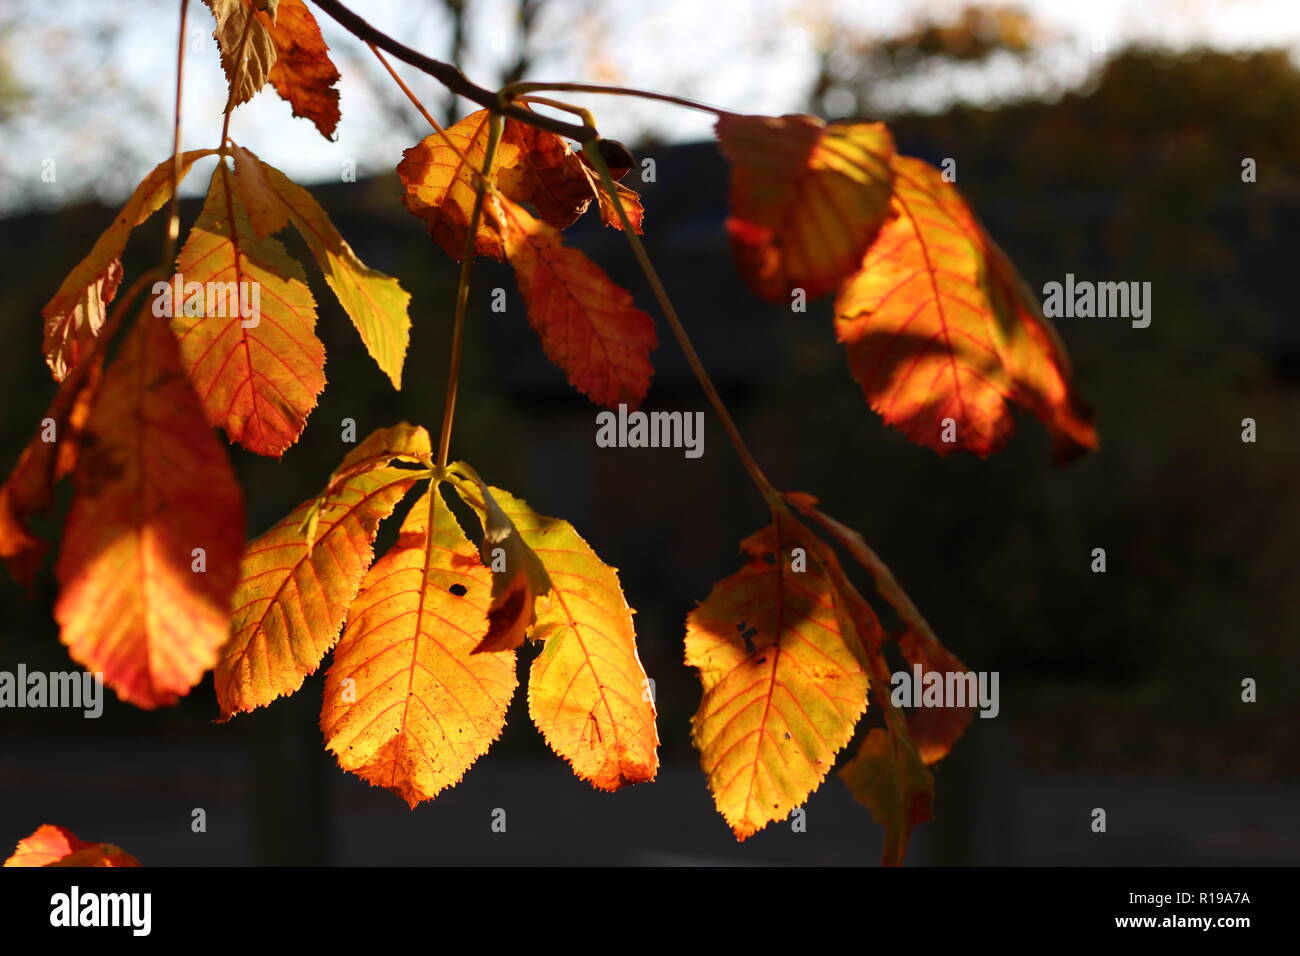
[449,583,468,597]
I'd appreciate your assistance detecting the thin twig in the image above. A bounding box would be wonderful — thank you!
[160,0,191,270]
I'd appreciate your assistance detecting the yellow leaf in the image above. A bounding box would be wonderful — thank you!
[321,483,516,806]
[686,510,868,839]
[205,0,279,110]
[485,485,659,790]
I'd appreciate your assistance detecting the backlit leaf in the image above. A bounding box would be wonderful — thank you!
[717,113,894,301]
[834,154,1097,459]
[397,109,520,262]
[839,715,934,866]
[231,146,411,388]
[4,824,140,868]
[216,424,430,718]
[55,313,245,709]
[172,163,325,456]
[41,150,217,380]
[686,510,868,839]
[487,485,659,790]
[321,483,516,807]
[497,197,657,408]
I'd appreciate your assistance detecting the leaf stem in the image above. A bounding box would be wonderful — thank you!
[435,113,502,469]
[581,141,779,504]
[160,0,191,271]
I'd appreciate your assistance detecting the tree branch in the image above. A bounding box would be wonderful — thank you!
[309,0,596,142]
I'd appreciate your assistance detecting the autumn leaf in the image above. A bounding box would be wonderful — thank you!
[41,150,217,380]
[716,113,894,302]
[55,312,245,709]
[321,483,516,807]
[0,356,103,587]
[686,510,868,838]
[4,824,140,867]
[260,0,341,139]
[231,146,411,388]
[205,0,279,110]
[216,424,430,718]
[834,154,1097,459]
[397,109,520,262]
[446,466,552,654]
[497,197,657,408]
[172,163,325,456]
[480,485,658,790]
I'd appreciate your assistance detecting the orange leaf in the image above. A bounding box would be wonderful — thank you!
[0,356,103,587]
[397,109,520,262]
[172,163,325,456]
[216,424,430,719]
[55,313,245,709]
[4,824,140,867]
[497,197,657,408]
[258,0,341,139]
[41,150,217,380]
[321,483,516,807]
[686,510,869,839]
[717,113,894,302]
[230,146,411,388]
[834,154,1097,459]
[485,485,658,790]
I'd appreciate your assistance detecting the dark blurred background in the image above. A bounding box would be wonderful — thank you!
[0,2,1297,865]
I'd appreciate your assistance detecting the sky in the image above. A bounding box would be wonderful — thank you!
[2,0,1300,212]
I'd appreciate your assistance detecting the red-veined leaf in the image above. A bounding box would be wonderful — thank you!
[171,163,325,456]
[834,154,1097,459]
[261,0,341,139]
[321,483,516,807]
[496,197,656,408]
